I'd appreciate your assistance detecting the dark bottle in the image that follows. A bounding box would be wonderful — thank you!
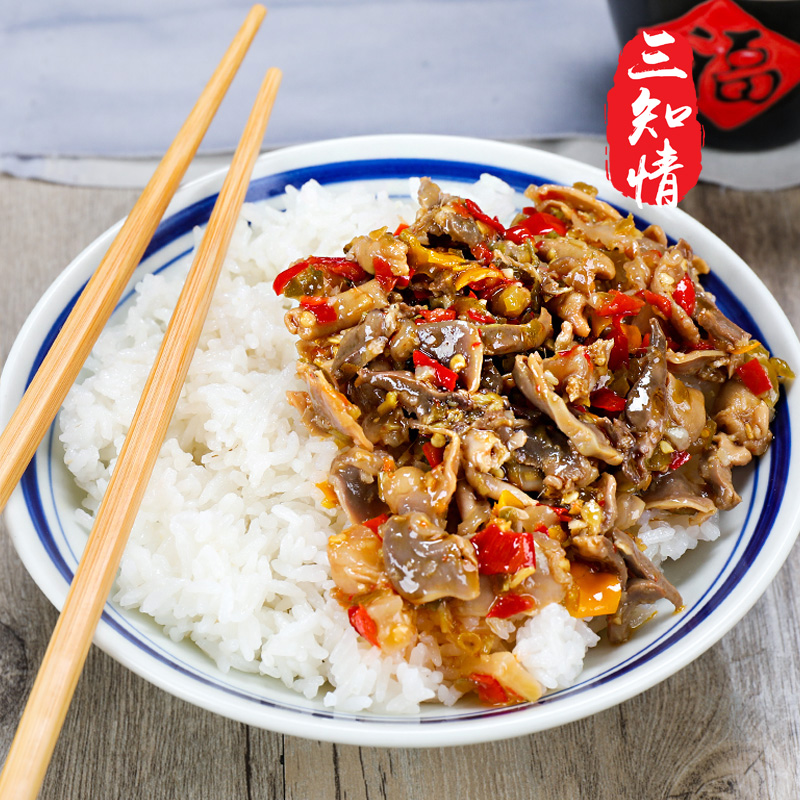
[607,0,800,150]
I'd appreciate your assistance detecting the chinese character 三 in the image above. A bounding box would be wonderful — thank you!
[628,30,689,80]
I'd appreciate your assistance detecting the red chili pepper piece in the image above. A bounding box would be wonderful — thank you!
[299,295,337,323]
[373,255,411,292]
[347,605,380,648]
[486,594,536,619]
[394,222,409,235]
[502,226,529,245]
[607,317,630,371]
[363,513,389,536]
[639,289,672,317]
[510,211,566,240]
[736,359,774,395]
[274,257,367,295]
[596,290,645,317]
[669,450,692,470]
[590,387,627,414]
[473,275,514,301]
[293,256,366,283]
[422,442,444,468]
[469,673,518,706]
[528,210,567,235]
[551,505,573,523]
[417,307,457,323]
[471,242,494,265]
[463,198,505,234]
[467,308,495,325]
[685,339,717,351]
[412,349,458,391]
[273,261,311,295]
[505,211,567,244]
[673,274,696,316]
[319,256,368,282]
[471,523,536,575]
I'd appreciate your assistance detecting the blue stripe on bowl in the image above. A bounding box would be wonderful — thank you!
[20,156,791,725]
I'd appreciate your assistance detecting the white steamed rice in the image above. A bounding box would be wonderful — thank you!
[58,176,717,713]
[636,509,720,566]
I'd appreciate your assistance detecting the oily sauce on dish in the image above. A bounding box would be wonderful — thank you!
[274,178,790,706]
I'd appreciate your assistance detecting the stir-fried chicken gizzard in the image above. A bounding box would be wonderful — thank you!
[274,178,792,706]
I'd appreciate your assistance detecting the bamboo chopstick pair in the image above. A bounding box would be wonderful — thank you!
[0,6,281,798]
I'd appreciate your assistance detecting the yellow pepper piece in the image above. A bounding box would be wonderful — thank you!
[497,490,524,510]
[566,561,622,617]
[427,249,468,267]
[398,231,428,267]
[315,480,339,509]
[454,266,501,291]
[400,230,465,268]
[730,341,759,355]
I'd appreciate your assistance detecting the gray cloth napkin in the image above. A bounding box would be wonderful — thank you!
[1,0,797,189]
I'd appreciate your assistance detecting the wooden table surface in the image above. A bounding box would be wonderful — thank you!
[1,171,799,800]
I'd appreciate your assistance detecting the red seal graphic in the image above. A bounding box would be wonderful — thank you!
[606,29,702,207]
[656,0,800,129]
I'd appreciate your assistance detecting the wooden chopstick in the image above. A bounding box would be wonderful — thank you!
[0,3,267,515]
[0,66,282,800]
[0,69,281,800]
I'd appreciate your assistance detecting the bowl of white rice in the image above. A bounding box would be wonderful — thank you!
[3,135,799,747]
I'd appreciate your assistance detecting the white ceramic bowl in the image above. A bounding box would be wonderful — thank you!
[3,135,799,747]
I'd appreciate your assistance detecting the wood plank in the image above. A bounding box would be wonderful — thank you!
[2,175,799,800]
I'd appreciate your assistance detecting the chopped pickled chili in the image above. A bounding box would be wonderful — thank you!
[273,262,310,295]
[299,295,337,323]
[466,308,495,324]
[673,274,696,315]
[639,289,672,317]
[736,358,773,395]
[551,505,574,523]
[463,198,505,234]
[471,523,536,575]
[505,211,567,244]
[412,349,458,391]
[668,450,692,470]
[686,338,717,351]
[417,307,457,323]
[470,241,494,265]
[422,442,444,468]
[347,605,380,647]
[363,513,389,535]
[590,387,627,414]
[608,317,631,370]
[275,257,367,296]
[312,256,368,282]
[596,290,645,317]
[469,673,515,705]
[486,594,536,619]
[373,255,410,292]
